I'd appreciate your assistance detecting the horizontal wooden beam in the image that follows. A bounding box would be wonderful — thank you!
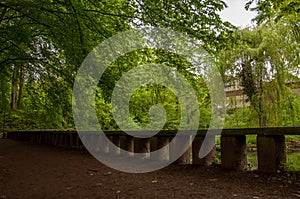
[6,127,300,136]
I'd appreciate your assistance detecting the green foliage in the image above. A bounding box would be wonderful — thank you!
[3,0,298,132]
[96,48,213,130]
[287,153,300,171]
[132,0,235,52]
[224,107,259,128]
[129,84,180,129]
[95,87,116,130]
[247,152,300,172]
[246,0,300,42]
[0,0,132,130]
[218,20,300,127]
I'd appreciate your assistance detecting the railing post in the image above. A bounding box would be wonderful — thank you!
[92,134,101,152]
[134,138,151,159]
[97,135,109,153]
[120,136,134,157]
[85,134,94,152]
[150,136,169,161]
[170,135,191,165]
[42,132,46,144]
[59,134,64,146]
[110,135,121,155]
[77,134,84,149]
[257,135,286,173]
[69,133,74,148]
[221,135,247,170]
[192,136,216,166]
[64,133,68,147]
[52,133,57,146]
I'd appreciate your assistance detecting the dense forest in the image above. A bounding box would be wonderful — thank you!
[0,0,299,131]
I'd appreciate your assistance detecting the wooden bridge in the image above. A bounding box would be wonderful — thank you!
[4,127,300,173]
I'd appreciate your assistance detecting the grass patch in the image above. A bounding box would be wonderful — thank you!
[247,152,257,170]
[287,153,300,171]
[286,135,300,141]
[247,152,300,171]
[246,135,256,145]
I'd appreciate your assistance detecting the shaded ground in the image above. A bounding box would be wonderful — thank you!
[0,139,299,199]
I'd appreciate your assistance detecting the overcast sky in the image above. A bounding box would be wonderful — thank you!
[219,0,257,28]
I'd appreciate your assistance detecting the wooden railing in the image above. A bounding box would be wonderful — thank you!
[4,127,300,173]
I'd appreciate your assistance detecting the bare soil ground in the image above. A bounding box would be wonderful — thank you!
[0,139,299,199]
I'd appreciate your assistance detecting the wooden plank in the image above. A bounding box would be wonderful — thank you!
[6,127,300,138]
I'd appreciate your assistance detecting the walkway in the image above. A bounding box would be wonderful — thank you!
[0,139,299,198]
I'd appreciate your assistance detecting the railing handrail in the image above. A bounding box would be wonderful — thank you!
[4,126,300,173]
[6,126,300,136]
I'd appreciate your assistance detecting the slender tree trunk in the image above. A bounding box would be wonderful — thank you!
[11,67,18,110]
[258,78,267,128]
[258,113,267,128]
[17,69,24,109]
[1,87,5,133]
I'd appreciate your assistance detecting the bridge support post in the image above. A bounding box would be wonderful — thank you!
[100,135,109,153]
[221,135,247,170]
[110,135,121,155]
[120,136,134,157]
[93,134,102,152]
[257,135,286,173]
[192,136,216,166]
[69,133,74,148]
[86,133,97,152]
[170,136,191,165]
[59,134,64,146]
[150,137,169,161]
[52,134,57,146]
[78,134,84,148]
[64,133,70,147]
[134,138,150,159]
[50,134,54,145]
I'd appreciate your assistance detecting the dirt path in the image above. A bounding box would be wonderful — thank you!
[0,139,299,199]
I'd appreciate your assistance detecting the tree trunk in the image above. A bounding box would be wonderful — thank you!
[259,114,267,128]
[258,79,267,128]
[17,69,24,109]
[11,67,18,110]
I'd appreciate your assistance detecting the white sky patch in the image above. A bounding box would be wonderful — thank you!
[219,0,257,28]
